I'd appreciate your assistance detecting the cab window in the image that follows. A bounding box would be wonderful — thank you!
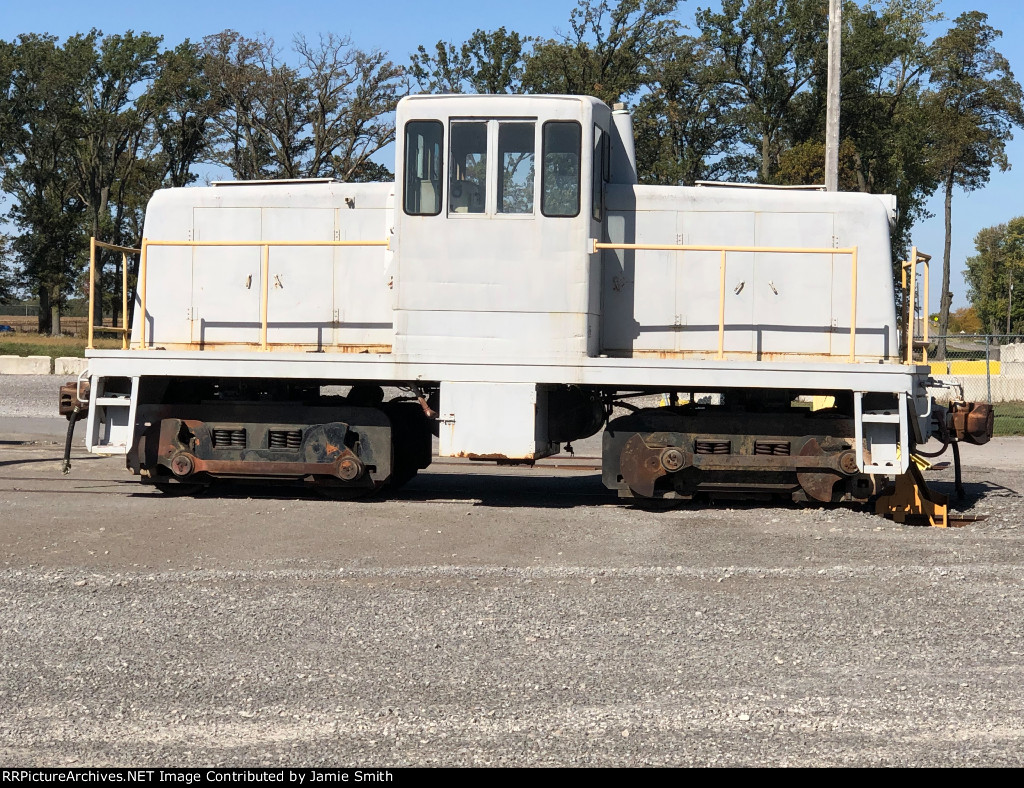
[542,121,581,217]
[498,122,536,214]
[592,125,607,221]
[403,120,443,216]
[449,122,487,214]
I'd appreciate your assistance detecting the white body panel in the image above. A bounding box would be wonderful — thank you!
[392,95,607,364]
[136,182,395,352]
[90,94,926,476]
[600,185,897,361]
[439,382,556,460]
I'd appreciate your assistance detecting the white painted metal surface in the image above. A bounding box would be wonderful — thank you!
[135,182,394,352]
[85,92,934,475]
[600,185,897,361]
[439,382,557,460]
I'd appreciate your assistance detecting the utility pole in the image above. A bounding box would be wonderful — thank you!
[1008,280,1014,335]
[825,0,841,191]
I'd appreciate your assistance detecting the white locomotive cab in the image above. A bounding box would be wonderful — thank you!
[73,92,991,505]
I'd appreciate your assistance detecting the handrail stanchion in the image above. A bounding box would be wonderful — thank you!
[89,238,140,349]
[849,246,858,362]
[139,240,148,350]
[905,247,916,365]
[121,252,129,350]
[88,237,96,350]
[921,250,930,365]
[260,244,270,351]
[717,250,727,360]
[135,239,389,351]
[593,241,862,362]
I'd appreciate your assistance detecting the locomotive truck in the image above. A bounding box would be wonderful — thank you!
[61,93,992,518]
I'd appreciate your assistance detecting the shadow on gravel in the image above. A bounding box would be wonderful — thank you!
[929,479,1021,508]
[128,472,614,509]
[123,471,897,514]
[0,455,101,468]
[0,456,64,468]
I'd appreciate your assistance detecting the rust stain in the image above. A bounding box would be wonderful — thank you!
[136,342,392,354]
[451,451,538,465]
[629,349,875,363]
[949,401,994,445]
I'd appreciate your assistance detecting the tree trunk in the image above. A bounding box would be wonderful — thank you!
[91,207,102,329]
[37,286,51,335]
[937,172,955,361]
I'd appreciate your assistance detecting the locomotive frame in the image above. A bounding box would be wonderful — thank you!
[65,93,988,512]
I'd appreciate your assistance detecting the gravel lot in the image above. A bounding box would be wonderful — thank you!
[1,375,1023,766]
[0,374,65,418]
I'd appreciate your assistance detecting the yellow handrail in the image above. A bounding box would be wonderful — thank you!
[137,238,391,350]
[593,240,860,362]
[88,238,141,350]
[902,247,932,365]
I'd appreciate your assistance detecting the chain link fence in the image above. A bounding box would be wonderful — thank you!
[0,304,40,317]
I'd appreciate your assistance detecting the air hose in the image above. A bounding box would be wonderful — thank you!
[62,405,82,475]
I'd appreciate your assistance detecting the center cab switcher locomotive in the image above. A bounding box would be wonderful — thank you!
[61,94,992,518]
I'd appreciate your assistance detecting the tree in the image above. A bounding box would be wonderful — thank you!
[523,0,678,105]
[0,33,91,334]
[0,234,16,304]
[203,31,406,181]
[770,137,860,189]
[632,33,748,184]
[946,306,982,334]
[73,30,162,327]
[831,0,939,253]
[758,1,940,261]
[74,31,161,243]
[696,0,826,182]
[927,11,1024,357]
[149,40,217,188]
[964,217,1024,335]
[410,27,531,94]
[294,34,406,180]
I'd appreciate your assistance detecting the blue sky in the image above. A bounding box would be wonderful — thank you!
[2,0,1022,312]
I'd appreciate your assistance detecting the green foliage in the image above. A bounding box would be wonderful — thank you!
[411,27,531,94]
[0,33,92,330]
[964,217,1024,334]
[928,12,1024,196]
[523,0,678,105]
[770,138,860,190]
[0,234,16,303]
[149,40,217,188]
[696,0,827,183]
[201,31,406,181]
[926,11,1024,350]
[632,34,747,185]
[832,0,941,255]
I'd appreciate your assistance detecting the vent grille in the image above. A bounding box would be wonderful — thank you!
[695,440,731,455]
[754,441,791,456]
[212,428,246,448]
[268,429,302,449]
